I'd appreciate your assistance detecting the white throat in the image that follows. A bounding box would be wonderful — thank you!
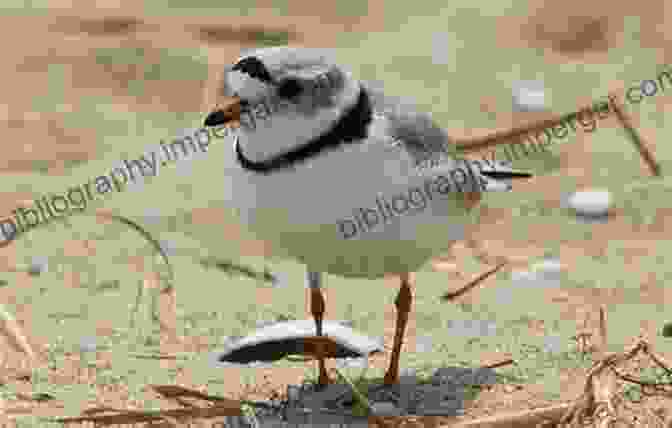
[236,75,361,163]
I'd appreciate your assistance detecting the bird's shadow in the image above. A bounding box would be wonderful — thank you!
[287,364,510,420]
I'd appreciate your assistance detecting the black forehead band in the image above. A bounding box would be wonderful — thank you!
[232,56,274,83]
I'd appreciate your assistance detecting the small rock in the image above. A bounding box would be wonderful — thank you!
[568,189,612,217]
[268,271,287,288]
[531,258,563,276]
[27,256,49,276]
[431,32,451,65]
[446,319,488,338]
[512,80,546,112]
[142,208,164,225]
[415,335,434,353]
[543,334,566,354]
[78,336,97,353]
[510,269,538,282]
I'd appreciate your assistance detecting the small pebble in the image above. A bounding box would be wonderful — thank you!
[512,80,546,112]
[78,336,98,353]
[415,335,434,353]
[431,32,451,65]
[567,189,612,217]
[532,258,563,275]
[543,334,566,354]
[510,269,538,282]
[27,256,49,276]
[142,208,164,225]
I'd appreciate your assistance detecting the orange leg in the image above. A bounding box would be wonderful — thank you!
[308,271,331,387]
[383,273,413,385]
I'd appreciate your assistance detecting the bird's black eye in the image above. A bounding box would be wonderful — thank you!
[277,78,303,99]
[204,109,228,127]
[231,56,273,83]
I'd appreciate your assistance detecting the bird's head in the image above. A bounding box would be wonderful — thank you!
[202,46,361,165]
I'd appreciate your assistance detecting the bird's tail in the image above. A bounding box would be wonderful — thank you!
[460,159,533,193]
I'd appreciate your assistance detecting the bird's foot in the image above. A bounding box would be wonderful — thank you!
[382,370,398,386]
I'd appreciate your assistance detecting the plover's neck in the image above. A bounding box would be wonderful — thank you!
[236,85,373,174]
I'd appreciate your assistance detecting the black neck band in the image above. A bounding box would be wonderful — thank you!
[236,86,373,174]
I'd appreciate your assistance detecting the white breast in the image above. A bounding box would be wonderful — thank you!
[222,117,476,278]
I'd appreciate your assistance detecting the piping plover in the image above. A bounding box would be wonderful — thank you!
[203,46,532,386]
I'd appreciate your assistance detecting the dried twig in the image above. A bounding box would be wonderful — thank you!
[482,358,515,370]
[559,337,672,427]
[598,305,607,356]
[52,404,242,425]
[455,93,662,177]
[0,303,35,360]
[448,402,573,427]
[441,262,507,301]
[95,211,178,341]
[609,94,661,177]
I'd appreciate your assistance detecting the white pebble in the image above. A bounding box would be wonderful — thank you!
[431,32,451,65]
[568,189,612,216]
[531,258,564,278]
[510,269,537,282]
[512,80,546,112]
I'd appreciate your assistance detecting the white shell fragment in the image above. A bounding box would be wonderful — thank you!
[212,319,383,364]
[512,80,547,112]
[568,189,612,217]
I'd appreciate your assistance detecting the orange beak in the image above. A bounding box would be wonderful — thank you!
[203,95,243,128]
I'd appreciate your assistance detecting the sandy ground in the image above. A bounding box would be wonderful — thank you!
[0,1,671,426]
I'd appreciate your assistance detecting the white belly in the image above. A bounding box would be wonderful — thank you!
[224,135,479,278]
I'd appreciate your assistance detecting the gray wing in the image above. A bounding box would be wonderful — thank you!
[361,79,459,165]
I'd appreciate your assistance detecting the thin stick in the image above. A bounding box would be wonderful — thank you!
[481,358,515,370]
[441,262,507,301]
[598,305,607,354]
[0,303,35,360]
[455,111,579,154]
[608,94,661,177]
[446,402,573,428]
[455,94,662,177]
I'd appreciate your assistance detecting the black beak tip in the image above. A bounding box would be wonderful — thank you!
[481,171,533,179]
[204,109,228,127]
